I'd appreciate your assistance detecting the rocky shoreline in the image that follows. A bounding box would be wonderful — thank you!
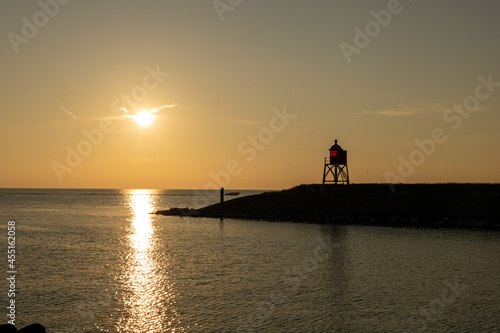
[154,184,500,231]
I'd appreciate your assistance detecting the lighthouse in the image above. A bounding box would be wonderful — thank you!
[322,139,350,184]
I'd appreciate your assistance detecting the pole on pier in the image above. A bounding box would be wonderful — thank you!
[219,187,224,219]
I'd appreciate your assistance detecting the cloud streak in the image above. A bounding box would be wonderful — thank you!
[58,105,78,120]
[359,102,485,116]
[91,104,177,122]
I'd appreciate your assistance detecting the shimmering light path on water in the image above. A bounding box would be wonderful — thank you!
[117,189,184,332]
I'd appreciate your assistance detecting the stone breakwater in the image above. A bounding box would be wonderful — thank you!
[155,184,500,230]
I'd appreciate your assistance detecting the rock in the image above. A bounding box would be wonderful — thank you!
[154,207,199,217]
[18,324,46,333]
[0,323,46,333]
[0,324,16,333]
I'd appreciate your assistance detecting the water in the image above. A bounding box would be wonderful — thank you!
[0,189,499,333]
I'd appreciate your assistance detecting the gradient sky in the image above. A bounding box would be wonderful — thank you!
[1,0,499,189]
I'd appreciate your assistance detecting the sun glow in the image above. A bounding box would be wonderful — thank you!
[132,111,155,126]
[125,105,175,127]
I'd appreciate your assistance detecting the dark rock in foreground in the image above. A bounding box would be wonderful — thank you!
[0,323,46,333]
[155,184,500,230]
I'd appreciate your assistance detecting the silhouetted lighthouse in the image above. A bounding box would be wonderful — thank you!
[322,139,350,184]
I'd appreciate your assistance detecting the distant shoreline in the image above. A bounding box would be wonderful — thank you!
[155,183,500,231]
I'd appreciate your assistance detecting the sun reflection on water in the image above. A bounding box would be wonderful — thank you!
[117,189,184,333]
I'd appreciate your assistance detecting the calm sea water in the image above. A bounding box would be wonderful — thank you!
[0,189,499,333]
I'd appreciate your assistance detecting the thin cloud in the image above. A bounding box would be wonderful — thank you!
[227,118,260,125]
[152,104,176,112]
[58,105,78,120]
[360,109,415,116]
[1,122,73,130]
[359,102,454,116]
[91,104,176,121]
[89,115,126,121]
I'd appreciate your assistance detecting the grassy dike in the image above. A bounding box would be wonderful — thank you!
[155,184,500,230]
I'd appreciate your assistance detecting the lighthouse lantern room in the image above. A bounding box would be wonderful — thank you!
[322,139,350,185]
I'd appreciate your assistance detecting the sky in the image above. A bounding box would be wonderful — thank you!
[1,0,499,189]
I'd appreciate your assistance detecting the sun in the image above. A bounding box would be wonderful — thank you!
[132,111,155,126]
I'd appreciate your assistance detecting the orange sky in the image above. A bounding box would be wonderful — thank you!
[1,1,499,189]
